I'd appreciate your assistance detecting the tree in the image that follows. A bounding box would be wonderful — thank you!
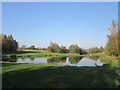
[2,34,18,53]
[68,44,84,55]
[60,46,69,53]
[21,45,26,50]
[118,28,120,56]
[30,45,35,50]
[105,20,119,56]
[47,42,60,53]
[87,47,103,54]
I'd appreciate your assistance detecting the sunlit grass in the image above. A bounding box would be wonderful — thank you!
[2,61,119,88]
[2,50,79,58]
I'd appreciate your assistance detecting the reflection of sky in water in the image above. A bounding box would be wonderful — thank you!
[62,57,71,65]
[17,58,48,63]
[17,57,104,66]
[76,58,103,66]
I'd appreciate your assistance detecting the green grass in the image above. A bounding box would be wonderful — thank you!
[2,50,79,58]
[1,61,120,88]
[93,52,119,68]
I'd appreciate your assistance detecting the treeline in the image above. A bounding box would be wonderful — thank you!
[86,47,104,54]
[47,42,87,55]
[1,20,119,56]
[19,42,87,55]
[1,34,18,53]
[19,45,37,50]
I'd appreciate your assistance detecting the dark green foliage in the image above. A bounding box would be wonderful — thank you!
[86,56,99,61]
[30,45,36,50]
[2,34,18,53]
[60,46,69,53]
[68,44,85,55]
[69,56,83,64]
[47,42,61,53]
[87,47,103,54]
[47,57,67,63]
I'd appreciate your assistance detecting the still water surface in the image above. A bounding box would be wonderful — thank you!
[11,56,104,66]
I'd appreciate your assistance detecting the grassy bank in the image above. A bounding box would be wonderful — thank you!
[93,52,119,68]
[2,50,79,58]
[1,61,119,88]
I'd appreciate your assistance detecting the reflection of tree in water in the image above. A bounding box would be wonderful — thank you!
[59,57,67,63]
[30,58,35,61]
[86,56,99,61]
[21,58,27,61]
[47,57,60,63]
[47,57,67,63]
[69,56,83,64]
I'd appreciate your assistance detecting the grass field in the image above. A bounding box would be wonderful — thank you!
[2,50,120,88]
[1,61,119,88]
[93,52,119,68]
[2,50,79,58]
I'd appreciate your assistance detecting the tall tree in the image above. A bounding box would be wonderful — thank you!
[105,20,119,56]
[47,42,60,53]
[68,44,84,55]
[2,34,18,53]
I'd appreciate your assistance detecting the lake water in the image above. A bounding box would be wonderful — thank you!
[5,56,104,66]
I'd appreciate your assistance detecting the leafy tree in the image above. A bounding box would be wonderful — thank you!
[47,42,60,53]
[2,34,18,53]
[21,45,26,50]
[118,28,120,56]
[87,47,103,54]
[30,45,36,50]
[60,46,69,53]
[68,44,84,55]
[105,20,119,56]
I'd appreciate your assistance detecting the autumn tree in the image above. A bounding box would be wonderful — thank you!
[60,46,69,53]
[118,27,120,56]
[105,20,119,56]
[0,34,2,52]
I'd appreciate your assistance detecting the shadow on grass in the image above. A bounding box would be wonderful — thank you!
[2,62,27,67]
[2,64,119,88]
[11,51,40,54]
[3,51,40,55]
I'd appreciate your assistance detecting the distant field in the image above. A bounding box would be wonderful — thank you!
[2,49,79,58]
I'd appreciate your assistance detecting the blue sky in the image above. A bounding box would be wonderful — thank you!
[2,2,118,49]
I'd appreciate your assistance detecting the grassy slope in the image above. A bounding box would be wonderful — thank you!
[1,61,119,88]
[93,52,119,68]
[2,50,79,58]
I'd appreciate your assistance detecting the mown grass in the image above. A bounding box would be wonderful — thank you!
[93,52,119,68]
[1,61,120,88]
[2,50,79,58]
